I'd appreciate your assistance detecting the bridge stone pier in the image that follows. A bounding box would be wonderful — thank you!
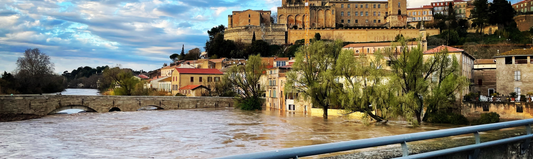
[0,95,235,116]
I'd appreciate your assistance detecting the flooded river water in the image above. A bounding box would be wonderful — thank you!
[0,106,459,158]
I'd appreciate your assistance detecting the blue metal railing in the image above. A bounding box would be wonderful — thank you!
[216,119,533,159]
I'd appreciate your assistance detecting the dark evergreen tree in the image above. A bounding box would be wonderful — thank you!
[489,0,516,27]
[252,31,256,42]
[472,0,490,34]
[179,44,185,60]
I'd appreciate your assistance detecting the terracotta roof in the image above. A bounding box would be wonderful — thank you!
[274,57,290,61]
[179,85,204,90]
[424,45,464,54]
[137,74,149,79]
[497,48,533,56]
[407,5,433,10]
[475,59,496,65]
[175,68,223,75]
[209,58,227,63]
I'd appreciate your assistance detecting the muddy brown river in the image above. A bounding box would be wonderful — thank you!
[0,106,459,159]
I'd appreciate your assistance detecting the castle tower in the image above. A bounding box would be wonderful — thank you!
[386,0,407,28]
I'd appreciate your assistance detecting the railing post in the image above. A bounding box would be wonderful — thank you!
[401,141,409,157]
[521,124,531,154]
[469,132,480,159]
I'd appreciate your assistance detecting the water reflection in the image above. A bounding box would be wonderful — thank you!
[0,108,458,158]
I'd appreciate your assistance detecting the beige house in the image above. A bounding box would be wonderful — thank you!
[170,68,224,96]
[494,49,533,96]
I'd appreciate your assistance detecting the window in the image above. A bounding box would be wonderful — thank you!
[361,4,363,8]
[378,20,380,23]
[348,19,351,23]
[373,12,376,16]
[366,4,368,8]
[478,79,482,86]
[208,77,212,82]
[360,11,363,16]
[248,14,250,18]
[365,19,368,23]
[373,4,376,8]
[214,77,220,82]
[515,71,521,81]
[341,19,344,23]
[515,87,522,96]
[373,19,376,23]
[348,12,351,16]
[365,12,368,16]
[341,11,344,16]
[355,19,358,23]
[355,12,358,16]
[341,4,344,8]
[398,2,401,7]
[348,4,350,8]
[378,12,381,16]
[355,4,358,8]
[199,77,202,82]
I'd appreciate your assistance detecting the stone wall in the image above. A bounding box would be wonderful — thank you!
[496,57,533,96]
[0,95,235,116]
[472,69,497,96]
[287,28,439,44]
[462,102,533,120]
[515,14,533,32]
[224,24,287,44]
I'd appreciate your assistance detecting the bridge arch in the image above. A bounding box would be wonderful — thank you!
[48,105,97,115]
[109,107,121,112]
[138,105,164,111]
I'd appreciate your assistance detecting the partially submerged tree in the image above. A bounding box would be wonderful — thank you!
[335,50,399,122]
[285,40,344,119]
[385,38,468,125]
[224,54,265,110]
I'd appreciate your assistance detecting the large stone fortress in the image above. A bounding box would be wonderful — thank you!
[224,0,438,44]
[278,0,407,29]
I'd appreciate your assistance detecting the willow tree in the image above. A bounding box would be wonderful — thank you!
[335,50,400,122]
[224,54,265,110]
[285,40,343,119]
[386,39,468,125]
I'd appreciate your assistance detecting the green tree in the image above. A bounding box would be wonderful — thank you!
[335,49,398,122]
[224,54,265,110]
[489,0,516,27]
[180,44,185,60]
[472,0,490,34]
[249,40,270,57]
[205,25,226,56]
[252,31,256,42]
[314,33,321,40]
[285,40,344,119]
[385,38,469,125]
[170,53,179,61]
[103,67,139,95]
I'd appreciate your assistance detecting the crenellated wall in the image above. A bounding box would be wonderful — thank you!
[224,24,287,44]
[287,28,439,44]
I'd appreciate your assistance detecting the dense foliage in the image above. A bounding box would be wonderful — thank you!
[472,112,500,125]
[224,54,265,110]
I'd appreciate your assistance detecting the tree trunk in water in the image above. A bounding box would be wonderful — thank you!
[366,110,384,122]
[323,105,328,119]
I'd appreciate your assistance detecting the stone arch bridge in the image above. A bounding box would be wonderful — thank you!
[0,95,234,116]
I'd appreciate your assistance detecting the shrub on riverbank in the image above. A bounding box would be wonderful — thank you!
[235,96,263,110]
[426,112,469,125]
[472,112,500,125]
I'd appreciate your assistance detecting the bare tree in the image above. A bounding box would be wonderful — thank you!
[15,48,63,93]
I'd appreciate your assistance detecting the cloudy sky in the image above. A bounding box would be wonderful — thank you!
[0,0,518,74]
